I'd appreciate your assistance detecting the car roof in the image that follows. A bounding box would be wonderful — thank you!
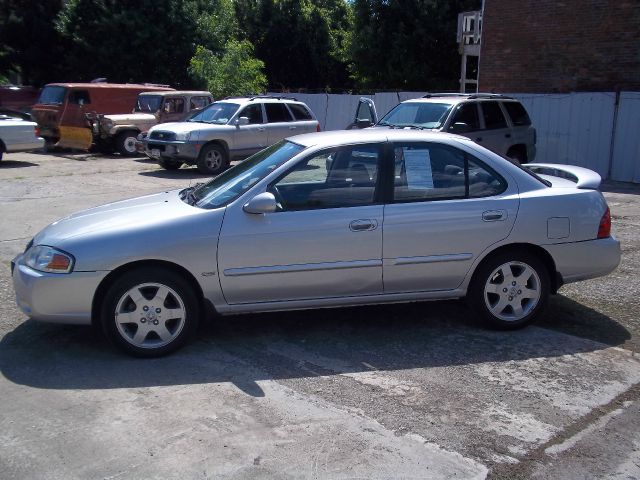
[289,128,469,148]
[218,96,307,105]
[44,83,174,91]
[401,94,519,106]
[139,91,212,97]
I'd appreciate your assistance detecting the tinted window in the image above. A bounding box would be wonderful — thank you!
[288,103,313,120]
[38,86,66,105]
[69,90,91,105]
[481,102,507,129]
[392,143,507,202]
[502,101,531,126]
[271,144,381,210]
[265,103,293,122]
[238,104,263,124]
[449,103,480,130]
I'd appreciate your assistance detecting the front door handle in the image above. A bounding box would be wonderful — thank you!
[349,219,378,231]
[258,127,266,131]
[289,126,297,130]
[482,210,506,222]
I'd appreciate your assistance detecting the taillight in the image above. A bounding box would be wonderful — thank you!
[316,123,321,132]
[597,207,611,239]
[35,126,41,137]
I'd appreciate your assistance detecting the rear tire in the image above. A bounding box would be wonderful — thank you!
[158,158,182,170]
[116,131,139,157]
[101,267,200,357]
[468,251,549,330]
[196,144,228,175]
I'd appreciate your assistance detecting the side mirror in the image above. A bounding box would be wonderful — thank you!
[356,119,373,129]
[78,99,85,106]
[236,116,249,126]
[450,122,471,134]
[243,192,277,214]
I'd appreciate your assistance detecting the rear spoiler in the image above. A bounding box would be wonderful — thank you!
[525,163,602,190]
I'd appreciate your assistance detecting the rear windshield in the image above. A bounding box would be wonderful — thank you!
[38,86,66,105]
[136,95,163,112]
[188,102,239,124]
[502,101,531,126]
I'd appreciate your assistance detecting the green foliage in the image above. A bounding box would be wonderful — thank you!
[351,0,481,90]
[189,41,267,98]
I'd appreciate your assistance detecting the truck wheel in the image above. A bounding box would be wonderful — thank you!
[197,144,228,175]
[44,139,57,152]
[116,131,139,157]
[158,158,182,170]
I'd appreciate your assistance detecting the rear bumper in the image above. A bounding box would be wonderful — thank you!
[6,137,45,152]
[545,236,621,284]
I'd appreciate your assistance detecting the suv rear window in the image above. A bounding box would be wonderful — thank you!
[288,103,313,120]
[265,103,293,122]
[502,101,532,126]
[480,101,507,130]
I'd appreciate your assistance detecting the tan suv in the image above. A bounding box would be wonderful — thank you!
[91,91,213,156]
[352,93,536,163]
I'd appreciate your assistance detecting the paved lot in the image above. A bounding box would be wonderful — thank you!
[0,150,639,479]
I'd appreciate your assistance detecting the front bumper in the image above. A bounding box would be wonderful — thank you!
[144,139,200,163]
[545,236,621,285]
[11,254,108,325]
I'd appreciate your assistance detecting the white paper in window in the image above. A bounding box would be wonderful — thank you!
[403,148,434,189]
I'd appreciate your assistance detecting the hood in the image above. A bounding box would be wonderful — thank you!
[103,112,156,124]
[33,189,225,271]
[149,122,204,135]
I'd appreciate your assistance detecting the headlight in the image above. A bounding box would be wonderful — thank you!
[101,119,114,131]
[24,246,74,274]
[175,131,191,141]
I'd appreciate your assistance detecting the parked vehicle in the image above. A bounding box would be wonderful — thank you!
[90,91,213,156]
[31,83,174,151]
[12,129,619,356]
[142,95,319,174]
[352,93,537,163]
[0,85,40,119]
[0,117,45,162]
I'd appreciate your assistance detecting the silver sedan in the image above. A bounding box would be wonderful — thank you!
[12,130,620,356]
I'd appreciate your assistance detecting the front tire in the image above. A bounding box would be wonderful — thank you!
[101,267,200,357]
[469,251,549,329]
[196,144,228,175]
[116,131,139,157]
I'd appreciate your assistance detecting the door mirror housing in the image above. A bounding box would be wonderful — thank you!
[243,192,277,214]
[236,116,249,126]
[450,122,471,134]
[356,119,374,129]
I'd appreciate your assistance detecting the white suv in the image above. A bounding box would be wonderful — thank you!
[144,96,319,174]
[352,93,536,163]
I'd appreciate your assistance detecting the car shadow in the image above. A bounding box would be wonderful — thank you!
[0,295,630,397]
[139,169,209,180]
[601,180,640,196]
[0,160,39,168]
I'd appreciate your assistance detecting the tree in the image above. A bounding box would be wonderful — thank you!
[351,0,481,91]
[189,41,267,98]
[0,0,67,86]
[55,0,236,87]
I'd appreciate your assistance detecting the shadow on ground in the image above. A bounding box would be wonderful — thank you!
[138,168,209,180]
[0,160,39,168]
[0,294,629,397]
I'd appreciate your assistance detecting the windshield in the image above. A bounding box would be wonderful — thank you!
[188,102,239,124]
[379,102,452,129]
[136,95,162,112]
[192,140,305,209]
[38,86,66,105]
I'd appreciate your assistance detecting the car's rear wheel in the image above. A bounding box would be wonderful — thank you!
[101,267,199,357]
[197,144,228,175]
[158,158,182,170]
[469,251,549,329]
[116,131,139,157]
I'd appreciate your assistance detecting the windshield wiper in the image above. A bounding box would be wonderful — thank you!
[180,182,205,205]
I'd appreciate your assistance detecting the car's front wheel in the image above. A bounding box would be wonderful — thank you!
[116,131,139,157]
[469,251,549,329]
[101,267,199,357]
[196,144,228,175]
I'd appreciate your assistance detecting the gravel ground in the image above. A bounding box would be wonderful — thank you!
[0,150,638,479]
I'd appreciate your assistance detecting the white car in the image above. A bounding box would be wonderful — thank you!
[0,116,44,161]
[12,129,620,356]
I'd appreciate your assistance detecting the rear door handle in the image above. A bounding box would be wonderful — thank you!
[482,210,506,222]
[350,219,378,231]
[289,126,297,130]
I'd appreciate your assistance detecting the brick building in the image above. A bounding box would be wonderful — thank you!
[479,0,640,93]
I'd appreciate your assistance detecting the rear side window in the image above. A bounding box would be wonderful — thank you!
[288,103,313,120]
[265,103,293,122]
[480,102,507,129]
[502,102,532,126]
[190,96,211,110]
[392,142,507,202]
[163,97,184,113]
[69,90,91,105]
